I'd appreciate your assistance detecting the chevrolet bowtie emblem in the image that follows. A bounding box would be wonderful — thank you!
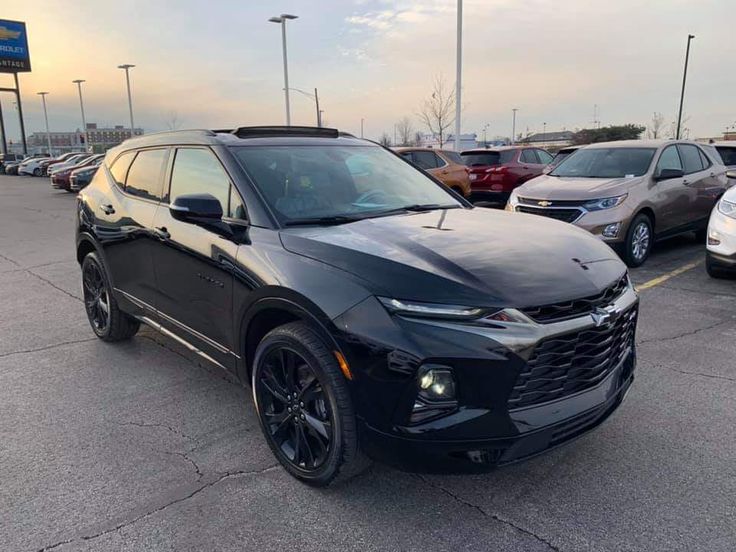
[591,307,614,327]
[538,200,552,207]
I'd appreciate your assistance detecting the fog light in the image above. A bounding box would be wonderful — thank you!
[602,222,622,238]
[708,229,721,246]
[417,365,456,402]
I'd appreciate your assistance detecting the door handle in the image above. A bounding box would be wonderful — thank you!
[100,204,115,215]
[154,226,170,240]
[683,179,690,186]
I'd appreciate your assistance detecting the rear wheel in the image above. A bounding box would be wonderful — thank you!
[622,214,653,267]
[33,168,42,176]
[81,252,140,341]
[252,322,369,486]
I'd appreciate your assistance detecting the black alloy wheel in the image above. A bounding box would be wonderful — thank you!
[253,322,369,486]
[83,258,111,335]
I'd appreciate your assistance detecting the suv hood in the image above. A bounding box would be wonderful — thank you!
[517,174,643,200]
[280,208,625,308]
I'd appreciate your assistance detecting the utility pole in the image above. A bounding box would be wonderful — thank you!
[37,92,52,154]
[543,122,547,147]
[676,34,695,140]
[361,118,364,138]
[454,0,463,151]
[314,88,321,127]
[511,108,518,145]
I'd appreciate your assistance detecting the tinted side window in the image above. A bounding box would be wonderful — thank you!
[412,151,438,170]
[715,146,736,166]
[536,150,553,164]
[125,149,168,200]
[443,151,463,164]
[698,148,712,169]
[433,153,447,167]
[169,148,231,214]
[656,146,682,175]
[677,145,704,175]
[108,151,136,188]
[520,149,537,163]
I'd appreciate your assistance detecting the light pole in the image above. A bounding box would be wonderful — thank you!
[37,92,52,154]
[543,122,547,147]
[269,14,298,126]
[72,79,89,151]
[361,118,364,138]
[511,108,518,145]
[483,123,489,146]
[117,64,136,138]
[285,86,321,127]
[676,34,695,140]
[454,0,463,151]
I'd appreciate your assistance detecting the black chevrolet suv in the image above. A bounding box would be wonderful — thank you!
[76,126,638,486]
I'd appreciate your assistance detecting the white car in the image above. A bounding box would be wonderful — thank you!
[706,171,736,277]
[17,156,50,176]
[48,154,91,176]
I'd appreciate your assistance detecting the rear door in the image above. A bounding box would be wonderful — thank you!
[517,149,541,183]
[677,143,721,222]
[96,148,167,314]
[151,146,244,364]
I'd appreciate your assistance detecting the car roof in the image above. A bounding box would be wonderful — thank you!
[581,139,705,149]
[461,146,527,154]
[709,141,736,148]
[107,126,366,158]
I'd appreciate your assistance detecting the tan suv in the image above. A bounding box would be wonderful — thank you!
[395,147,471,197]
[507,140,730,266]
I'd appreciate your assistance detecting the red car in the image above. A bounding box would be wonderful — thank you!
[461,146,553,204]
[51,154,103,191]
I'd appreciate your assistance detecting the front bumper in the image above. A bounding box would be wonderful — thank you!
[707,207,736,259]
[335,283,639,472]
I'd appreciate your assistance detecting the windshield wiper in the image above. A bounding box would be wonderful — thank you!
[389,203,461,213]
[284,215,363,226]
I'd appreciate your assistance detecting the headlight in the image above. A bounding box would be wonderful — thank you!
[377,296,529,323]
[583,194,628,211]
[506,191,519,211]
[718,198,736,219]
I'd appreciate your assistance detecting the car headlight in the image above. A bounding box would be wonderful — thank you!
[718,198,736,219]
[583,194,628,211]
[377,297,529,323]
[506,191,519,212]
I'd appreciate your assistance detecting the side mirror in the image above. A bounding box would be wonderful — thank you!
[655,168,684,181]
[726,170,736,180]
[170,193,223,223]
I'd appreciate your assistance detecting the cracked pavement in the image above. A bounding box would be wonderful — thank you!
[1,175,735,551]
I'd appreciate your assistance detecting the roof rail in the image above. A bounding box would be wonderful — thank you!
[135,129,217,138]
[229,126,341,139]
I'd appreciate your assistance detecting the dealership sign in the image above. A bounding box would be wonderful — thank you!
[0,19,31,73]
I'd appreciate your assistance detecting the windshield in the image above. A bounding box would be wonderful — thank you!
[550,147,656,178]
[231,145,461,224]
[461,150,514,166]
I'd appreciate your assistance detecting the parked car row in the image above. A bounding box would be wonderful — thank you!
[2,151,104,192]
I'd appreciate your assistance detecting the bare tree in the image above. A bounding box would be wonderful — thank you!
[667,115,690,139]
[647,112,665,139]
[418,75,455,148]
[163,110,183,130]
[378,132,392,147]
[396,117,414,146]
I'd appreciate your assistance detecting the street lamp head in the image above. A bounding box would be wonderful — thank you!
[688,34,695,39]
[37,91,49,96]
[72,79,85,84]
[268,16,282,23]
[117,64,135,70]
[281,14,298,20]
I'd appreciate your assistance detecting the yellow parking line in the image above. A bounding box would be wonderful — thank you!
[635,260,702,291]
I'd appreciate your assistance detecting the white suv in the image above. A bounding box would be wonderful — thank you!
[707,171,736,277]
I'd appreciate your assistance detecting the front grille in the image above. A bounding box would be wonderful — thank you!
[521,275,629,323]
[516,205,582,223]
[507,306,637,410]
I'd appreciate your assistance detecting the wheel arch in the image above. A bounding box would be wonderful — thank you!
[636,206,656,232]
[237,290,346,385]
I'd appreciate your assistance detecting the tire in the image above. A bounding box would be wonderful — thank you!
[622,214,653,268]
[706,254,731,279]
[252,321,370,487]
[81,251,140,341]
[33,168,42,177]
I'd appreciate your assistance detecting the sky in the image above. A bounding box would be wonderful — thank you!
[1,0,735,143]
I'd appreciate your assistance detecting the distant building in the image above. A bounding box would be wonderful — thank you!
[26,123,143,155]
[520,130,574,148]
[419,132,478,151]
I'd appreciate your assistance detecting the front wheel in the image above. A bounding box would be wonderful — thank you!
[622,214,653,267]
[252,322,369,486]
[33,168,42,176]
[81,251,140,341]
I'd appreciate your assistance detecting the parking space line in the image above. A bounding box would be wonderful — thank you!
[636,260,702,291]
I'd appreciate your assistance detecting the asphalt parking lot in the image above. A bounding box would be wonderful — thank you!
[1,174,735,552]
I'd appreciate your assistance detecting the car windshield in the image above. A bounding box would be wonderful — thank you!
[550,147,656,178]
[231,145,462,224]
[461,151,513,166]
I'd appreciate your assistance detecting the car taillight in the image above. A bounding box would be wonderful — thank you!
[486,166,507,174]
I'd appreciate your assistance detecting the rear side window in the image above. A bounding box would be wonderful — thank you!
[108,151,136,188]
[125,149,168,201]
[656,146,683,175]
[716,146,736,166]
[442,151,463,164]
[169,148,231,215]
[462,151,514,166]
[412,151,439,170]
[520,149,537,163]
[677,144,705,175]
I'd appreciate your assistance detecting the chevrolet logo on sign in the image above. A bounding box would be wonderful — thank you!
[537,200,552,207]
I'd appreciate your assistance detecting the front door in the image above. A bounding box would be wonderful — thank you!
[652,144,691,233]
[151,147,244,364]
